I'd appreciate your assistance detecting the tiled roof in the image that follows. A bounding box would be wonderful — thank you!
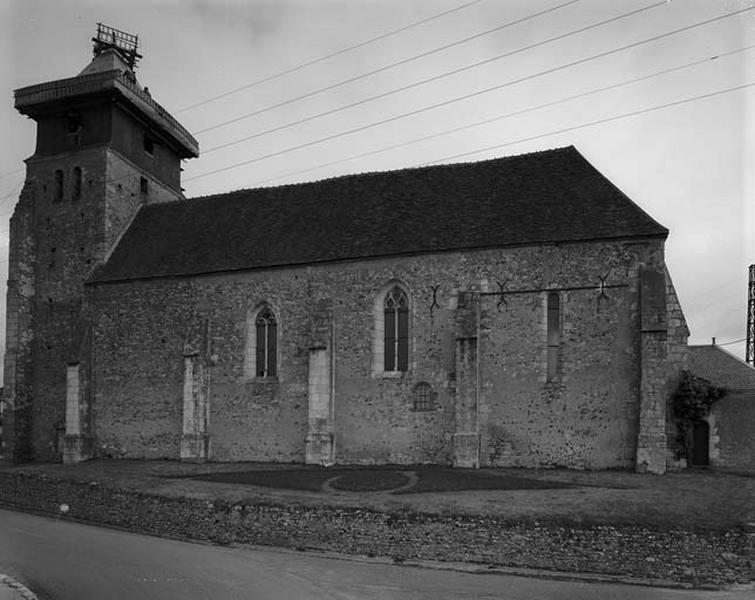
[92,146,668,282]
[687,345,755,391]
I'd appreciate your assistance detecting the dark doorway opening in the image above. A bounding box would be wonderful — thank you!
[690,420,710,466]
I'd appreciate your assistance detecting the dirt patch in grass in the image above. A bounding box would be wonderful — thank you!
[187,469,330,492]
[330,471,411,492]
[187,468,415,493]
[185,467,576,495]
[395,468,573,494]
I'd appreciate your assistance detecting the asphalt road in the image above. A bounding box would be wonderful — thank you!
[0,508,751,600]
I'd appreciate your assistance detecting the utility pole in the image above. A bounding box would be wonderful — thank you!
[747,264,755,365]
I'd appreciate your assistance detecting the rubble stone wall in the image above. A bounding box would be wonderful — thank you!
[89,239,668,467]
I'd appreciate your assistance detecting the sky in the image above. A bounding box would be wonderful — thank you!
[0,0,754,374]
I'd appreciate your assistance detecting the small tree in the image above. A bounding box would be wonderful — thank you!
[670,370,726,460]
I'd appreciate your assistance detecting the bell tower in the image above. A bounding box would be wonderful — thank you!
[2,24,199,461]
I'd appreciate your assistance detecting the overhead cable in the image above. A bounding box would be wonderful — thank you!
[175,0,485,113]
[201,1,667,154]
[194,0,580,135]
[186,6,753,182]
[424,82,755,165]
[188,81,754,183]
[0,168,24,181]
[716,337,747,346]
[251,44,755,186]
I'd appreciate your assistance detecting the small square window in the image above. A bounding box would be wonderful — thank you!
[412,382,435,411]
[144,136,155,155]
[67,115,82,134]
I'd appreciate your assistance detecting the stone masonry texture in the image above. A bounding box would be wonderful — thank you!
[711,393,755,472]
[2,145,183,461]
[88,238,679,467]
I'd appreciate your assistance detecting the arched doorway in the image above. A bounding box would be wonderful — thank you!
[689,420,710,467]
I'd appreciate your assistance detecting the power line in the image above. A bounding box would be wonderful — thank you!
[251,44,755,187]
[716,337,747,346]
[186,6,751,183]
[200,1,667,155]
[0,168,24,181]
[692,273,748,303]
[190,82,755,184]
[175,0,485,114]
[0,181,24,203]
[425,82,755,165]
[194,0,580,136]
[690,289,748,323]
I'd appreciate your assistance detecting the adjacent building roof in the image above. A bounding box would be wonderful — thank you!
[687,345,755,391]
[92,146,668,283]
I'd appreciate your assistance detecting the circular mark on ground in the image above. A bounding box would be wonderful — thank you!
[324,470,417,493]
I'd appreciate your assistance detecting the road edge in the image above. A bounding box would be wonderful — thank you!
[0,574,37,600]
[228,540,755,593]
[3,504,749,594]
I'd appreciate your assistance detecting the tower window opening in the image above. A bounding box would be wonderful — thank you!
[72,167,82,200]
[140,177,149,195]
[67,115,82,134]
[143,135,155,155]
[53,170,64,202]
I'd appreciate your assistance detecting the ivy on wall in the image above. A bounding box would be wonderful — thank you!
[670,370,727,460]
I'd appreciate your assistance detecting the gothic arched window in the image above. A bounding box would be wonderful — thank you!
[547,292,561,381]
[384,286,409,372]
[255,306,277,378]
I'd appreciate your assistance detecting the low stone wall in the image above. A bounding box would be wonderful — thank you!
[0,471,751,588]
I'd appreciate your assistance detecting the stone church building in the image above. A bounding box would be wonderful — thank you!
[2,31,690,474]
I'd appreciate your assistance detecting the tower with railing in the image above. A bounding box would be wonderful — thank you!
[2,24,198,461]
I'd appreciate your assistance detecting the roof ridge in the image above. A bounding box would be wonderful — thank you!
[188,145,578,201]
[689,344,755,370]
[94,146,669,283]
